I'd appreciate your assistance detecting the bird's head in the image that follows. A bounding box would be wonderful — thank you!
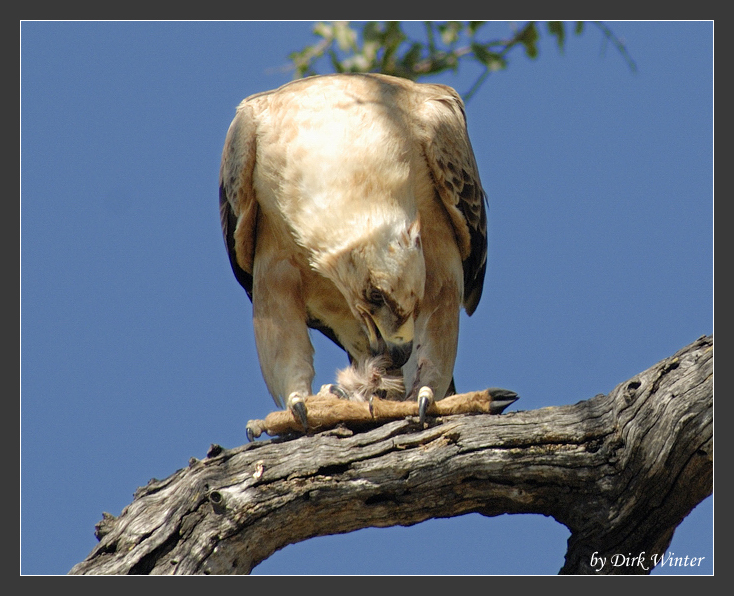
[317,218,425,368]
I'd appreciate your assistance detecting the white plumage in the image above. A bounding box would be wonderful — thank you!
[219,73,487,428]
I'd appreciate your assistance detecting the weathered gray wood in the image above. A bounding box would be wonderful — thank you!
[69,335,712,575]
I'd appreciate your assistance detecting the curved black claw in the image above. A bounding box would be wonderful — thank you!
[329,384,351,400]
[245,420,265,443]
[291,400,308,431]
[418,397,428,426]
[487,388,520,414]
[418,386,434,427]
[245,420,262,442]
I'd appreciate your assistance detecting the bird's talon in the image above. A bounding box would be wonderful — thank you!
[487,387,520,414]
[417,386,434,427]
[288,392,309,431]
[368,395,375,418]
[245,420,262,442]
[292,401,308,430]
[329,384,351,400]
[418,397,428,426]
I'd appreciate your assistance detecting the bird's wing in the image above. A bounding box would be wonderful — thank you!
[218,98,262,301]
[220,83,362,359]
[415,85,488,315]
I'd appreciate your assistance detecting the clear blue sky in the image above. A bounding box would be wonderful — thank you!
[21,21,713,575]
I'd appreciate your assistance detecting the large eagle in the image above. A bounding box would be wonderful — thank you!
[220,73,500,429]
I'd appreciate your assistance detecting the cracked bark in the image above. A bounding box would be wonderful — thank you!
[69,334,712,575]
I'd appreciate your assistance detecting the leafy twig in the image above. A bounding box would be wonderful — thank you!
[286,21,636,103]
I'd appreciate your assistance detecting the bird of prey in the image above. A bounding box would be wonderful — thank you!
[219,73,506,430]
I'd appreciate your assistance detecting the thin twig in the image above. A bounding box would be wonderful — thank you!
[592,21,638,73]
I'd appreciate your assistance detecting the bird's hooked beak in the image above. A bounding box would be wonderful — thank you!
[360,310,414,368]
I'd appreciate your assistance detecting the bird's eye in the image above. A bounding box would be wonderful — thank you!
[366,288,384,306]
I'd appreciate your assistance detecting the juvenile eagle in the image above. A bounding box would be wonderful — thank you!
[220,73,492,429]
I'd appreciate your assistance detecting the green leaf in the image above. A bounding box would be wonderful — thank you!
[467,21,486,36]
[438,21,463,45]
[333,21,357,51]
[379,22,407,73]
[384,20,404,41]
[362,21,383,43]
[471,42,507,71]
[312,21,333,41]
[471,42,492,65]
[401,42,424,70]
[547,21,565,50]
[518,22,539,59]
[382,21,406,54]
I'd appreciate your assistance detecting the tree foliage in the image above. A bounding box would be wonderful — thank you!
[288,21,637,101]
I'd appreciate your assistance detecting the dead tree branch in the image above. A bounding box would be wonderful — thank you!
[69,335,712,575]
